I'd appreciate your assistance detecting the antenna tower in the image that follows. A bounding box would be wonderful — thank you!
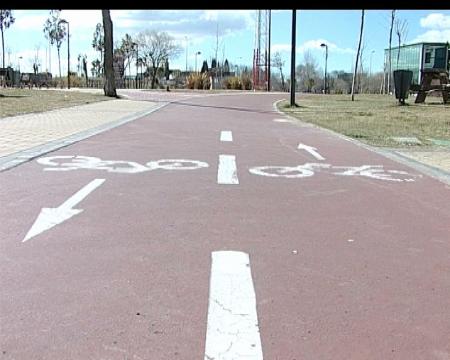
[252,10,270,90]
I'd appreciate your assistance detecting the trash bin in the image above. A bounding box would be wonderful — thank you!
[393,70,413,105]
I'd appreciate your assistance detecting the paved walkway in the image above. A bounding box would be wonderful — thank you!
[0,99,159,158]
[0,98,164,171]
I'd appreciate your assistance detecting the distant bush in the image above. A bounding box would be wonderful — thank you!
[223,76,242,90]
[240,74,252,90]
[186,73,211,90]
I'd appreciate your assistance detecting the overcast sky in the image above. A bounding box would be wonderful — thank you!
[4,10,450,76]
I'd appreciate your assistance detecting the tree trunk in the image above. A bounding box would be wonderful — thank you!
[57,47,62,79]
[151,63,157,89]
[102,10,117,97]
[351,10,365,101]
[1,29,4,69]
[387,10,395,94]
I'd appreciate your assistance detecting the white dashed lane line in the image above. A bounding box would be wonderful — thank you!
[217,155,239,185]
[204,251,264,360]
[220,130,233,142]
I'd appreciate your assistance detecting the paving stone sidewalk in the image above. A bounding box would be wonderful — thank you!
[0,99,161,170]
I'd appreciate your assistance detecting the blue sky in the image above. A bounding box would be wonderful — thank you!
[3,10,450,77]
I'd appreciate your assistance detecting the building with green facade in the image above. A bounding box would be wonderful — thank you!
[384,42,449,85]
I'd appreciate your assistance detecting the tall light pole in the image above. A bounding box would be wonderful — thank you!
[290,9,296,107]
[195,51,201,74]
[58,19,70,89]
[267,9,272,92]
[320,43,328,94]
[18,56,23,72]
[185,36,188,72]
[369,50,375,93]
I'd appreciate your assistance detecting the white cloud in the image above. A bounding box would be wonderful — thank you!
[413,29,450,43]
[413,13,450,43]
[110,10,254,41]
[271,39,354,55]
[13,11,48,31]
[13,10,102,32]
[420,13,450,29]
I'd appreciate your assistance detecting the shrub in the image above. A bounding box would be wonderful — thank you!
[186,73,211,90]
[240,74,252,90]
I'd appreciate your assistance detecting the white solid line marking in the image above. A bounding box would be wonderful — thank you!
[217,155,239,185]
[220,130,233,142]
[297,143,325,161]
[23,179,105,242]
[204,251,263,360]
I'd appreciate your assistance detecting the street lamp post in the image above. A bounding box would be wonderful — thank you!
[59,19,70,89]
[195,51,201,74]
[185,36,188,72]
[18,56,22,72]
[320,43,328,94]
[369,50,375,93]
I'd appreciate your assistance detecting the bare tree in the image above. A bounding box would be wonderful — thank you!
[387,10,396,94]
[92,23,104,76]
[272,52,285,91]
[351,10,365,101]
[136,29,182,89]
[296,51,320,93]
[0,10,15,69]
[120,33,136,77]
[33,44,41,74]
[102,9,117,97]
[395,17,408,66]
[43,10,66,78]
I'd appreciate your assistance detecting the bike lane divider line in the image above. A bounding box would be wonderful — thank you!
[220,130,233,142]
[217,155,239,185]
[204,251,264,360]
[23,179,106,242]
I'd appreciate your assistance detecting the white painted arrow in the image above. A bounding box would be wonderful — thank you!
[297,143,325,161]
[23,179,105,242]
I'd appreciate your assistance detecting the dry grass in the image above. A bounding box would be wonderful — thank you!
[279,94,450,147]
[0,88,110,118]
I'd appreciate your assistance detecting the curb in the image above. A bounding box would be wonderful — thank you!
[0,102,169,172]
[273,99,450,186]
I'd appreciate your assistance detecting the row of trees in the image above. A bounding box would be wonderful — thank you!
[83,22,182,89]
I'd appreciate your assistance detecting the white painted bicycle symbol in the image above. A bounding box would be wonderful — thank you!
[37,156,421,182]
[249,163,421,182]
[37,156,209,173]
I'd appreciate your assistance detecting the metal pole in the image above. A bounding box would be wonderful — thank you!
[324,45,328,94]
[185,36,188,72]
[369,50,374,93]
[290,9,296,106]
[267,9,271,92]
[136,44,138,88]
[67,22,70,89]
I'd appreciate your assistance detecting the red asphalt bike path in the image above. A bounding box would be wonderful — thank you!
[1,92,449,359]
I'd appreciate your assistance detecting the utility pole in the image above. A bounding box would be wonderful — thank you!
[290,9,296,106]
[185,36,188,72]
[267,9,272,92]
